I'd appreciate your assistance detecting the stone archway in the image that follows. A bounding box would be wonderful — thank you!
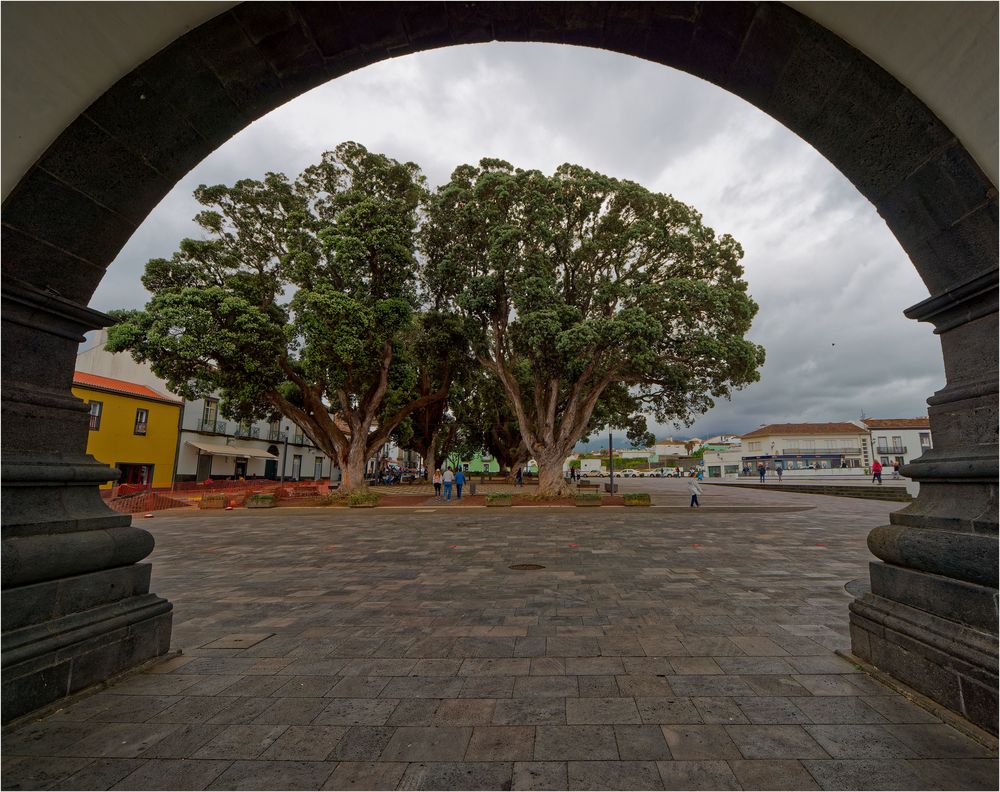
[2,2,996,729]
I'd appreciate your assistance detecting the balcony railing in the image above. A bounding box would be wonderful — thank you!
[235,425,260,439]
[292,433,306,445]
[876,445,907,454]
[267,429,287,442]
[200,419,227,434]
[781,447,862,455]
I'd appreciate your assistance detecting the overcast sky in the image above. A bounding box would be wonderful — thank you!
[89,42,944,443]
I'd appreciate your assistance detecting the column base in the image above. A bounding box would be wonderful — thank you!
[850,567,998,734]
[1,565,172,723]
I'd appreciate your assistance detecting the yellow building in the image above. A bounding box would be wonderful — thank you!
[72,371,183,490]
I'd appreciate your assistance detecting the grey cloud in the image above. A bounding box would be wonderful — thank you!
[88,41,944,437]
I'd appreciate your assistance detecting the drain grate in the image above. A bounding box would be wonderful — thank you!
[509,563,545,570]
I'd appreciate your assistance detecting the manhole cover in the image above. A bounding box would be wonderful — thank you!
[509,563,545,570]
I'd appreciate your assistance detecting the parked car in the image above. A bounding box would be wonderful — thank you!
[584,470,604,478]
[618,468,640,478]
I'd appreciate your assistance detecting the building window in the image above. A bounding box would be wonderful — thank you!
[314,457,324,480]
[134,408,148,436]
[201,399,219,431]
[881,456,890,466]
[892,436,903,451]
[88,400,103,430]
[919,432,932,450]
[748,441,760,451]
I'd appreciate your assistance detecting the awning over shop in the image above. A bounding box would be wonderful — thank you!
[185,441,278,459]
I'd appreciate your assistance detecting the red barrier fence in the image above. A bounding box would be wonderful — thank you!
[107,490,191,514]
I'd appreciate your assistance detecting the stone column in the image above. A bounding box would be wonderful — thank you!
[1,278,172,723]
[849,267,998,733]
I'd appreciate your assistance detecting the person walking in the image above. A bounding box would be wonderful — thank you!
[776,465,783,483]
[872,460,883,485]
[758,463,766,484]
[689,477,703,508]
[433,468,442,498]
[515,467,523,487]
[892,460,901,479]
[455,467,465,500]
[443,467,455,501]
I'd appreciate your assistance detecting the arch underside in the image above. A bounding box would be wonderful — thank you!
[1,2,996,730]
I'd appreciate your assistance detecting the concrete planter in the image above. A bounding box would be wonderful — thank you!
[576,494,601,507]
[624,493,651,507]
[246,495,276,509]
[349,501,377,508]
[200,495,227,510]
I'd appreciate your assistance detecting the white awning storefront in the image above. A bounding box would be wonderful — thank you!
[185,441,278,460]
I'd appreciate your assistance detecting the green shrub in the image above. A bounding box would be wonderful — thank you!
[624,493,651,507]
[575,492,602,507]
[486,492,513,507]
[347,491,379,507]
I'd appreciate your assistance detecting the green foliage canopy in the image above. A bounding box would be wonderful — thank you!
[422,158,765,491]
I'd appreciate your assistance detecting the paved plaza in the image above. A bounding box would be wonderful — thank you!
[2,485,995,790]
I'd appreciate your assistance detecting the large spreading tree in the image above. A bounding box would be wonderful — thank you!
[107,142,451,492]
[421,159,765,495]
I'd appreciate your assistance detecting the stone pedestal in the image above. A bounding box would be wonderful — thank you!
[1,280,172,723]
[850,269,999,734]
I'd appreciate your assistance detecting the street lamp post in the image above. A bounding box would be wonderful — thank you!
[608,431,615,494]
[280,426,289,484]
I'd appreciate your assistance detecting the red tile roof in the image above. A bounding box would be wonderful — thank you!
[862,418,930,429]
[741,422,866,438]
[73,371,182,405]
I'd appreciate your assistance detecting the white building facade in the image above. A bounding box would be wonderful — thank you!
[860,418,933,468]
[78,333,332,483]
[739,422,870,474]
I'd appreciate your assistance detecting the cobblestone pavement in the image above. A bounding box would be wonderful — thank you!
[3,488,995,790]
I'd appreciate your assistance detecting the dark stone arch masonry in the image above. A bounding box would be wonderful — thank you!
[2,2,996,729]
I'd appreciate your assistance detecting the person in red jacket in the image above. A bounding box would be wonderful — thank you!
[871,460,883,485]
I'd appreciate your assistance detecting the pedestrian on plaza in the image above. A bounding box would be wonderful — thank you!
[872,460,883,485]
[757,463,766,484]
[892,460,901,479]
[433,468,442,498]
[776,465,783,483]
[515,467,523,487]
[443,467,455,500]
[689,477,703,508]
[455,467,465,499]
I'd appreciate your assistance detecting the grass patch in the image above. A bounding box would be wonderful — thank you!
[486,492,513,507]
[624,493,651,507]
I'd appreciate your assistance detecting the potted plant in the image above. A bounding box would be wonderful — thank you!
[199,493,227,510]
[246,493,276,509]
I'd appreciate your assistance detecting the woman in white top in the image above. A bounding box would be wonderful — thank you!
[433,469,442,498]
[688,478,703,508]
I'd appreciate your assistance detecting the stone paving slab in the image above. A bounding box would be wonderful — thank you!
[2,488,995,790]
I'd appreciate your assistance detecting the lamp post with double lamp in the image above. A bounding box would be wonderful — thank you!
[280,425,289,484]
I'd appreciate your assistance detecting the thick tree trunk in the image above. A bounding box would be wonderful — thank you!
[535,449,572,497]
[338,436,370,492]
[423,444,437,480]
